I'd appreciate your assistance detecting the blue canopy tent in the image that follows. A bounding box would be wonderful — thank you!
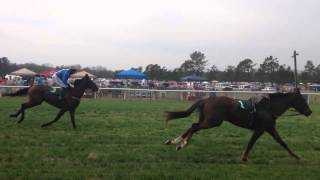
[116,69,147,79]
[181,75,207,81]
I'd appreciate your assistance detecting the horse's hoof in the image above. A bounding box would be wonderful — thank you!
[165,140,171,145]
[293,155,301,160]
[10,114,16,118]
[41,124,47,128]
[241,156,248,162]
[176,146,182,151]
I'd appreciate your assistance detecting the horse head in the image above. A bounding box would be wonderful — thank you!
[74,74,99,92]
[290,88,312,116]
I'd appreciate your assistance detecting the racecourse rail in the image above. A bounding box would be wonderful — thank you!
[1,85,320,103]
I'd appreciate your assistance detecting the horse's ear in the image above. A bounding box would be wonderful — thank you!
[85,74,89,78]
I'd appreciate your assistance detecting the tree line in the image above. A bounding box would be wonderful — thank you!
[1,51,319,84]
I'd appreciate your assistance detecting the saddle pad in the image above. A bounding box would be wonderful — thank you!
[48,87,61,95]
[238,99,255,111]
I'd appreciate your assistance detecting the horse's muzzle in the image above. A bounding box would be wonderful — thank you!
[304,109,312,117]
[92,86,99,92]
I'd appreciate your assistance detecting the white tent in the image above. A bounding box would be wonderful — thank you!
[10,68,37,76]
[71,70,96,78]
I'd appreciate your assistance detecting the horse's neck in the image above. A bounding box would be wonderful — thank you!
[72,82,87,98]
[269,95,293,117]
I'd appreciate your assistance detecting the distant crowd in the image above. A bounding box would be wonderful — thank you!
[0,75,54,86]
[1,75,319,93]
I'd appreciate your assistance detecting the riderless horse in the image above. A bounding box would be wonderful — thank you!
[165,89,312,161]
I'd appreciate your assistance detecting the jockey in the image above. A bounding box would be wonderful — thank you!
[33,75,46,86]
[52,68,77,99]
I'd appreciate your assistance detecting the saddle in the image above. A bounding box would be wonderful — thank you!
[45,87,67,101]
[238,98,256,112]
[238,95,269,112]
[47,87,62,96]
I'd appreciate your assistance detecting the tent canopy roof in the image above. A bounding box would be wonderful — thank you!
[71,70,96,78]
[116,69,147,79]
[39,68,56,77]
[181,75,207,81]
[10,68,37,76]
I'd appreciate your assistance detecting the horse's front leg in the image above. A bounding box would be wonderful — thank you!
[242,130,264,161]
[41,109,67,128]
[267,127,300,160]
[69,110,76,129]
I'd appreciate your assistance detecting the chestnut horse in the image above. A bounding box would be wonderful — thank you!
[7,74,98,129]
[165,89,312,161]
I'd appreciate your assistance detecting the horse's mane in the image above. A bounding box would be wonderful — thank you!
[257,92,295,109]
[268,92,295,99]
[268,92,286,98]
[74,79,82,87]
[73,76,90,87]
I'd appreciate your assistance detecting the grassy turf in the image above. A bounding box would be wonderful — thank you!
[0,97,319,179]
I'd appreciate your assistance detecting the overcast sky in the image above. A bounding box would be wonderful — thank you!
[0,0,319,70]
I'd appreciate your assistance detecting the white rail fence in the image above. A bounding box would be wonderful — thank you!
[1,86,320,103]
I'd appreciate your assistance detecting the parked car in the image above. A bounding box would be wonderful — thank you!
[261,87,277,92]
[215,83,232,91]
[0,79,6,85]
[222,86,233,91]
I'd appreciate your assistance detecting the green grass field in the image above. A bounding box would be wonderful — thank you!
[0,97,319,179]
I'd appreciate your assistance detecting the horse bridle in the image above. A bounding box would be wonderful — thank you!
[71,96,81,101]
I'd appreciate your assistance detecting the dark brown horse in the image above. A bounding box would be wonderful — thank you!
[7,74,98,129]
[165,89,312,161]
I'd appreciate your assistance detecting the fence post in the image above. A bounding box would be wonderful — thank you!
[123,90,126,100]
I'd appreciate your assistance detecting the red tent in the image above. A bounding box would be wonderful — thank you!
[39,68,56,77]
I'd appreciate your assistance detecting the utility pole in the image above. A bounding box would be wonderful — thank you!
[292,50,299,89]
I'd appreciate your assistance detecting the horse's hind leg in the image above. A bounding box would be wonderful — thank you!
[176,118,222,151]
[165,136,183,145]
[10,103,24,118]
[16,101,42,124]
[169,123,201,150]
[10,102,31,118]
[41,109,67,128]
[165,107,206,145]
[267,127,300,160]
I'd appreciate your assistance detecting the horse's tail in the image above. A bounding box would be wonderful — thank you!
[165,99,204,123]
[3,87,30,97]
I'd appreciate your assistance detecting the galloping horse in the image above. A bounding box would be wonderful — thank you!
[6,74,98,129]
[165,89,312,161]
